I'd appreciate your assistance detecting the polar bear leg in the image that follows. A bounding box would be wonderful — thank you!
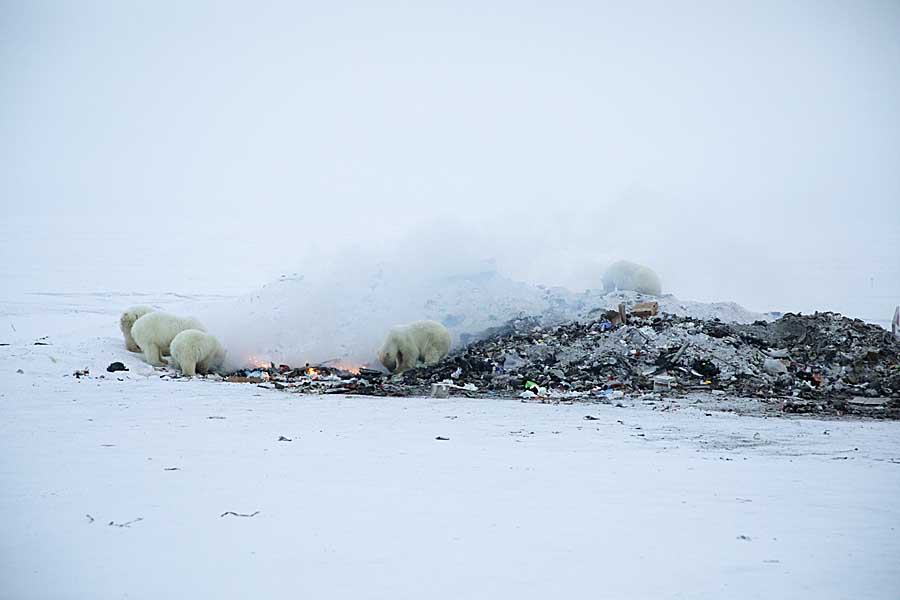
[196,361,209,376]
[125,332,141,353]
[181,358,197,377]
[143,343,164,367]
[398,350,418,373]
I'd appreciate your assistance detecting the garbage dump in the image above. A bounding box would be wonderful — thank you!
[225,304,900,418]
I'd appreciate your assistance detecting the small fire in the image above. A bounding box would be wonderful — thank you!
[247,356,272,369]
[306,367,319,378]
[323,361,361,375]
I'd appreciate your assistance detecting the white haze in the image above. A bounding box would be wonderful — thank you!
[2,1,899,363]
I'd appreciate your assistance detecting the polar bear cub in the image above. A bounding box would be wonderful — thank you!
[170,329,226,376]
[602,260,662,296]
[120,306,155,352]
[379,320,452,374]
[131,311,206,367]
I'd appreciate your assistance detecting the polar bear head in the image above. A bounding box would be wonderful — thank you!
[120,305,155,352]
[378,337,406,373]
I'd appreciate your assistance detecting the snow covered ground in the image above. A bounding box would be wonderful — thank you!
[1,292,899,599]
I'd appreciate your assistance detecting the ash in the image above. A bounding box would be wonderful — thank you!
[229,306,900,418]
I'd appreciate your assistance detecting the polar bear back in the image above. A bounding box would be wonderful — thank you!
[170,329,225,376]
[379,320,451,373]
[602,260,662,296]
[119,305,156,352]
[131,312,206,357]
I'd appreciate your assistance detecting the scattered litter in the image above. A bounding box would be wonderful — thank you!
[849,397,889,407]
[583,415,600,420]
[435,436,450,441]
[163,467,180,471]
[108,517,143,528]
[16,368,24,374]
[220,510,260,518]
[226,375,263,384]
[277,435,292,442]
[85,514,95,523]
[207,416,226,420]
[736,535,752,541]
[73,369,89,379]
[106,362,128,373]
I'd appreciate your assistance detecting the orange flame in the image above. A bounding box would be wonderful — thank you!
[247,356,272,369]
[306,367,319,378]
[325,361,361,374]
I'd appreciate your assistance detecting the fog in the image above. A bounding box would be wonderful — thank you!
[3,1,899,346]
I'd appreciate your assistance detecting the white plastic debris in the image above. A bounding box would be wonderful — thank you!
[763,358,788,375]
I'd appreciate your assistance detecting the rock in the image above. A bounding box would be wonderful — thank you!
[106,362,128,373]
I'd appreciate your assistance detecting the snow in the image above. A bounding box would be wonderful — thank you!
[1,292,899,599]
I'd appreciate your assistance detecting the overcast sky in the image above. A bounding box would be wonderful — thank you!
[2,1,898,319]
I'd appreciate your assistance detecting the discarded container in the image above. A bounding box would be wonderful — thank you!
[430,383,450,398]
[653,374,677,391]
[631,301,659,319]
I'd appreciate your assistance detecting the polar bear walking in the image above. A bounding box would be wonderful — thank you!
[170,329,226,376]
[119,306,155,352]
[131,311,206,367]
[602,260,662,296]
[379,320,452,374]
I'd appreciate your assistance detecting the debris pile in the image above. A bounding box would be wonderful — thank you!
[225,307,900,417]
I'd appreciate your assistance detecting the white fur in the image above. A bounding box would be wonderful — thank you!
[170,329,225,377]
[120,306,155,352]
[379,320,451,374]
[131,312,206,367]
[602,260,662,296]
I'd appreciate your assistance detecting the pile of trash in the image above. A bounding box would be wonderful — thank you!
[226,302,900,418]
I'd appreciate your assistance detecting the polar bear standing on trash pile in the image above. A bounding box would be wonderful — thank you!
[169,329,226,377]
[602,260,662,296]
[131,311,206,367]
[119,306,156,352]
[379,320,452,374]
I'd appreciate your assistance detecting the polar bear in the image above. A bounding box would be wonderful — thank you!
[169,329,226,376]
[602,260,662,296]
[119,306,155,352]
[379,320,452,374]
[131,311,206,367]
